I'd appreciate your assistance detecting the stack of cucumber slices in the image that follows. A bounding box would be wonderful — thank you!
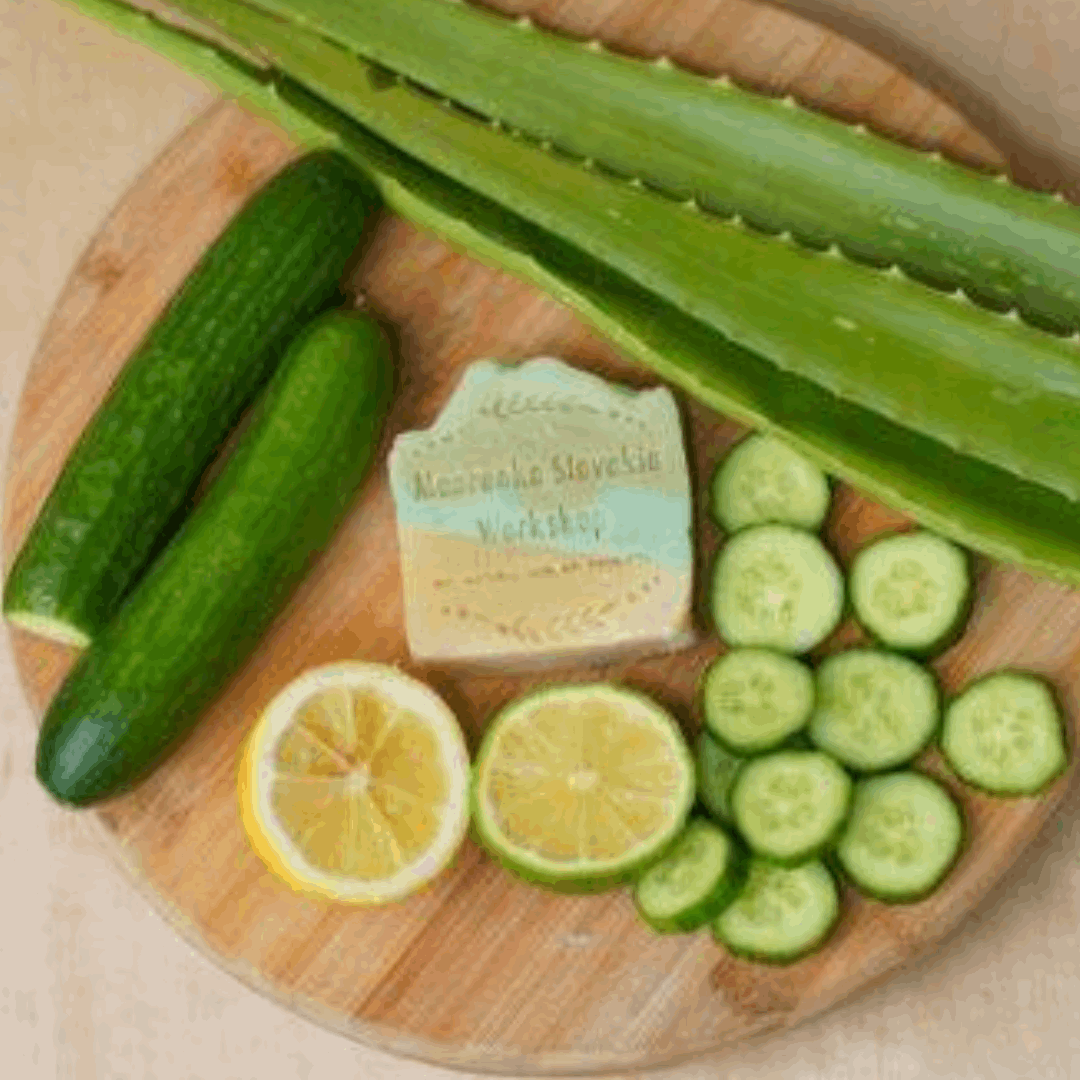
[633,432,1071,964]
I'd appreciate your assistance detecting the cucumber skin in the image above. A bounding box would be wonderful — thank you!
[62,1,1080,595]
[35,312,393,807]
[940,670,1071,798]
[253,0,1080,336]
[633,820,749,935]
[849,532,976,659]
[4,151,378,646]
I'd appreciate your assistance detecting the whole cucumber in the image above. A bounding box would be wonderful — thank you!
[5,150,378,648]
[36,311,392,807]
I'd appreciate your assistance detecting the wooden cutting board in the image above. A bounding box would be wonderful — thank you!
[6,0,1079,1074]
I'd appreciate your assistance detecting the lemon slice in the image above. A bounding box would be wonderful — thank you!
[472,683,695,892]
[239,662,470,904]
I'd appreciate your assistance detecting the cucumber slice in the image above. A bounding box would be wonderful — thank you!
[836,771,963,902]
[731,750,853,865]
[695,729,743,825]
[809,649,940,772]
[711,525,844,654]
[713,858,840,964]
[710,433,831,534]
[849,531,972,656]
[701,648,815,755]
[941,672,1069,795]
[633,818,748,933]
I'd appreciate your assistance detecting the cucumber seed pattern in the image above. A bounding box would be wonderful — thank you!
[748,771,817,836]
[835,671,907,746]
[713,670,782,730]
[871,558,940,622]
[730,862,821,927]
[969,701,1034,770]
[859,804,922,866]
[733,553,802,639]
[653,830,709,892]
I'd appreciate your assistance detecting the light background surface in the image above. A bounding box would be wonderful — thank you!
[3,1,1080,1077]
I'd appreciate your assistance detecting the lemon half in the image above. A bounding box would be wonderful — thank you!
[239,662,470,904]
[472,683,695,892]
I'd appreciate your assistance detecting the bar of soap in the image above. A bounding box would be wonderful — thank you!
[387,358,696,667]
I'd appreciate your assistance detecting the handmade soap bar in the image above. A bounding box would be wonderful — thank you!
[388,358,696,667]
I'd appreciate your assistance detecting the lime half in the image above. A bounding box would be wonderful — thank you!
[472,683,696,892]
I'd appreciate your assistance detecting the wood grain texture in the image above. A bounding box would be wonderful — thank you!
[4,1,1078,1074]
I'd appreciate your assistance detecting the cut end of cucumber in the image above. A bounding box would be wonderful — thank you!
[5,611,91,650]
[849,531,971,655]
[633,817,747,933]
[701,648,815,754]
[713,858,840,964]
[711,525,844,654]
[837,771,963,903]
[942,672,1069,796]
[808,649,940,772]
[710,433,831,534]
[731,750,852,865]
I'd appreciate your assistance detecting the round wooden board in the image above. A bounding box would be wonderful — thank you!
[6,1,1080,1074]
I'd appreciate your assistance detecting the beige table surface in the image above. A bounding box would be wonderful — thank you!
[4,1,1080,1077]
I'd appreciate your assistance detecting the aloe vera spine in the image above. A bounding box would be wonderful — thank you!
[43,0,1080,588]
[249,0,1080,336]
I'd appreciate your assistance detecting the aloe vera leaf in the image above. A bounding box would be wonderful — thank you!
[243,0,1080,337]
[50,0,1080,586]
[153,0,1080,503]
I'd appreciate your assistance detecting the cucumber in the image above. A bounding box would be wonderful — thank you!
[695,729,743,825]
[633,817,748,933]
[836,771,964,902]
[730,750,853,866]
[941,672,1069,795]
[710,433,831,534]
[68,0,1080,597]
[700,648,815,755]
[713,858,840,965]
[809,649,940,772]
[35,311,392,807]
[4,151,377,648]
[849,531,972,656]
[711,525,844,654]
